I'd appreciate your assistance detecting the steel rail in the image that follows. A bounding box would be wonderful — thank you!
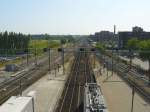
[68,54,81,112]
[98,53,150,102]
[59,53,80,112]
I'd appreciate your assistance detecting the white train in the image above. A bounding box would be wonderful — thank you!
[0,91,36,112]
[84,83,108,112]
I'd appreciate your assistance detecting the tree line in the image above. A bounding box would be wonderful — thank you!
[0,31,30,50]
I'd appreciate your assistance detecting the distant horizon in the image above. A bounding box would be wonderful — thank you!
[1,25,150,35]
[0,0,150,35]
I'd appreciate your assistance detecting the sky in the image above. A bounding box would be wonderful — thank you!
[0,0,150,35]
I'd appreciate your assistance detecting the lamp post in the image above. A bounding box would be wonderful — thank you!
[111,25,116,76]
[131,85,135,112]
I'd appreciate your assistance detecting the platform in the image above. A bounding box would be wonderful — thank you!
[22,61,72,112]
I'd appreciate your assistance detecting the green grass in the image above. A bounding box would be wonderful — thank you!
[48,40,60,48]
[29,40,49,49]
[29,40,60,49]
[29,39,61,55]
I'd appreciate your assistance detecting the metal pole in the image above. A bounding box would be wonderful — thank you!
[112,25,116,76]
[60,41,65,75]
[94,53,95,68]
[129,49,132,70]
[62,50,64,75]
[6,49,8,58]
[35,48,37,65]
[107,62,108,78]
[31,97,35,112]
[48,48,51,72]
[34,41,37,66]
[27,49,29,66]
[131,86,135,112]
[19,79,22,96]
[117,49,119,63]
[54,65,56,77]
[57,64,60,72]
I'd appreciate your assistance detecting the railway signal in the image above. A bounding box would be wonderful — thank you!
[43,48,48,52]
[58,48,65,75]
[90,48,96,52]
[79,48,85,51]
[57,47,97,75]
[57,48,63,52]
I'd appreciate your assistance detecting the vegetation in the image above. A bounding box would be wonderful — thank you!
[48,40,61,48]
[126,38,139,50]
[32,34,75,43]
[0,31,74,55]
[29,40,48,49]
[0,32,74,68]
[28,39,61,55]
[95,43,106,53]
[138,40,150,84]
[0,31,30,50]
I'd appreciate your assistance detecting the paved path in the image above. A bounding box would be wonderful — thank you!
[94,61,150,112]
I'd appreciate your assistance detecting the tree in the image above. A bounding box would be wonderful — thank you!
[61,39,66,45]
[0,31,30,55]
[127,38,139,69]
[127,38,139,50]
[138,40,150,85]
[96,43,106,54]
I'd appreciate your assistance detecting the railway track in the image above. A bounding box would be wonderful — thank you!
[55,51,95,112]
[97,52,150,103]
[0,50,71,105]
[0,59,49,104]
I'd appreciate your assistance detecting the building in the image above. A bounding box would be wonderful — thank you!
[118,26,150,49]
[90,31,113,43]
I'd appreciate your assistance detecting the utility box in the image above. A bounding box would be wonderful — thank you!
[5,64,18,72]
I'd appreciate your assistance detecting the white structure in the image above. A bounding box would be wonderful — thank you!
[84,83,108,112]
[0,91,36,112]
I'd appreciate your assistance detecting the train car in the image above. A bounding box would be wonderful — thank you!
[84,83,108,112]
[0,91,36,112]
